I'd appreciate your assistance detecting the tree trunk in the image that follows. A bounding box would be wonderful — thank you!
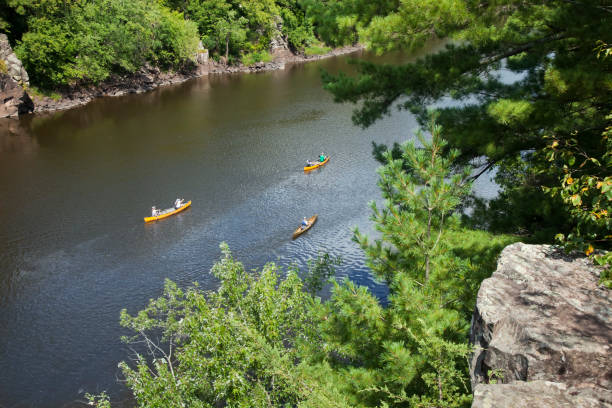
[425,208,432,283]
[225,35,229,63]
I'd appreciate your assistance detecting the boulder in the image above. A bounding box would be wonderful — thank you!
[473,381,608,408]
[0,74,34,118]
[0,33,29,88]
[469,243,612,408]
[196,42,209,65]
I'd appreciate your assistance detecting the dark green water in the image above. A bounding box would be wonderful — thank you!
[0,46,496,407]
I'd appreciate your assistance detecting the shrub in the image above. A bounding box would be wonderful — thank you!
[304,43,331,56]
[241,50,272,66]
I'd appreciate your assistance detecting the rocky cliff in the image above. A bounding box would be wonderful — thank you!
[0,34,33,118]
[469,243,611,408]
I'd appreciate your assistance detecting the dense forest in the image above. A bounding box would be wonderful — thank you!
[3,0,608,406]
[0,0,395,89]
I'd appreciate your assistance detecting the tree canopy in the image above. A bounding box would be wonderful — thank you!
[323,0,611,248]
[0,0,401,89]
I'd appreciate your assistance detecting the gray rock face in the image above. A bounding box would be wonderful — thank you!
[0,74,34,118]
[0,34,33,118]
[469,243,612,408]
[0,34,29,87]
[269,16,289,51]
[196,41,209,65]
[473,381,607,408]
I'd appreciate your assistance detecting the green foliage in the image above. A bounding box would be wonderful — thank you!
[358,0,470,54]
[487,369,505,385]
[28,85,61,100]
[542,110,611,284]
[280,6,316,51]
[304,43,331,56]
[4,0,436,88]
[300,0,398,47]
[302,252,342,295]
[241,50,273,66]
[213,10,248,62]
[0,17,8,33]
[12,0,198,88]
[85,392,111,408]
[323,0,612,245]
[355,120,473,284]
[118,243,350,407]
[314,124,513,408]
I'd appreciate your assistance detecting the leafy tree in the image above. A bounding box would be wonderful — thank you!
[0,15,9,33]
[541,59,611,284]
[213,10,248,62]
[183,0,231,51]
[117,243,350,407]
[12,0,198,88]
[323,0,612,242]
[302,252,342,295]
[300,0,398,47]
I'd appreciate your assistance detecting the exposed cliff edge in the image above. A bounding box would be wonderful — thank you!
[469,243,611,408]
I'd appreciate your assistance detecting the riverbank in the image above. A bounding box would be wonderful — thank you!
[29,45,363,115]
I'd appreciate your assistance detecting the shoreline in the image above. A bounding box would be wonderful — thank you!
[30,45,364,115]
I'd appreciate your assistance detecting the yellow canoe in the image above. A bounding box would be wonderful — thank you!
[292,214,318,239]
[144,200,192,222]
[304,156,329,172]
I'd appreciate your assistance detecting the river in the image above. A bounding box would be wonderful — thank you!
[0,46,496,407]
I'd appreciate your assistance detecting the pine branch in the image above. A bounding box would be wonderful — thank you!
[468,160,496,181]
[479,32,568,66]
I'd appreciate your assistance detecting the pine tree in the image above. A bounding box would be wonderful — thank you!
[323,0,612,240]
[354,119,472,284]
[317,122,475,407]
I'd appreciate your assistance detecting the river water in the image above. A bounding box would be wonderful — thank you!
[0,46,496,407]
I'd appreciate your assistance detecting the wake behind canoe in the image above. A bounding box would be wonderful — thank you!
[144,200,191,222]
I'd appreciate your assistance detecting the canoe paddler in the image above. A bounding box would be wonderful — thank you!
[319,152,325,162]
[302,217,309,227]
[152,206,158,216]
[306,159,314,166]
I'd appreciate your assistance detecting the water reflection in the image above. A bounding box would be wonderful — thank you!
[0,118,38,153]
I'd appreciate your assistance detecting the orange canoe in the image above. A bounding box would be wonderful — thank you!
[304,156,329,172]
[144,200,191,222]
[292,214,318,239]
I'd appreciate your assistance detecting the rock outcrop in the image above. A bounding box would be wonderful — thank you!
[0,34,33,118]
[0,74,34,118]
[31,64,207,113]
[469,243,612,408]
[0,34,29,86]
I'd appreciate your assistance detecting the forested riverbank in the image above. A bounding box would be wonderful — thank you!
[0,0,384,92]
[0,0,375,114]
